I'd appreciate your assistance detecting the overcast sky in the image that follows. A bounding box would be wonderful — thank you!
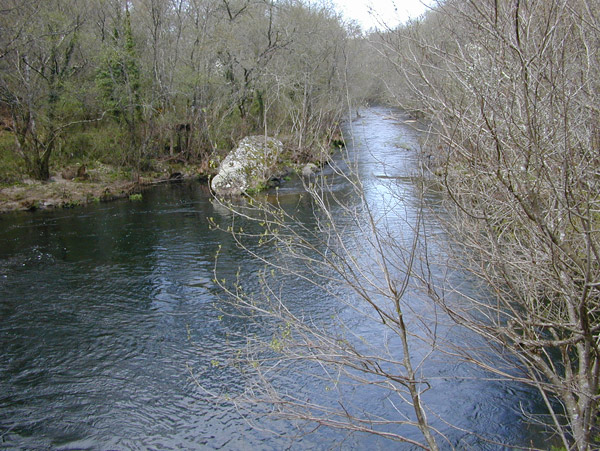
[332,0,434,30]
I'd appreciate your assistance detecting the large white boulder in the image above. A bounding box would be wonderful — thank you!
[211,136,284,196]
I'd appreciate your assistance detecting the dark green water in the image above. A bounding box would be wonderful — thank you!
[1,108,546,449]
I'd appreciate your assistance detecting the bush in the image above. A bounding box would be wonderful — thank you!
[0,132,24,183]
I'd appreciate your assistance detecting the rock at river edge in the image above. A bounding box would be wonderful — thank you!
[211,136,284,196]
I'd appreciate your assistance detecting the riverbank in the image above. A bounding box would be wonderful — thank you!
[0,162,210,213]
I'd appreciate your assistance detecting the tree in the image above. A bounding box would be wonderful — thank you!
[376,0,600,448]
[0,0,86,180]
[95,0,145,166]
[210,158,442,449]
[267,0,348,156]
[208,0,600,448]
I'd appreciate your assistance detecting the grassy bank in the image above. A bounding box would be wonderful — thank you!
[0,157,210,213]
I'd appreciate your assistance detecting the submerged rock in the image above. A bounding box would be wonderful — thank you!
[211,136,284,196]
[301,162,320,177]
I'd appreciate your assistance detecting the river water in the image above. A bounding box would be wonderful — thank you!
[0,108,546,449]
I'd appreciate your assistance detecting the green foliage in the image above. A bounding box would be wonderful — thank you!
[61,200,80,209]
[55,131,94,164]
[245,181,268,196]
[0,0,351,186]
[95,8,141,124]
[0,133,23,183]
[129,193,142,201]
[0,0,86,180]
[212,108,245,151]
[57,124,131,166]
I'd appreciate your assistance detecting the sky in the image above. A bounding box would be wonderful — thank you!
[332,0,434,31]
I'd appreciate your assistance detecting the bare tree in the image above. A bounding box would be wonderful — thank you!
[209,152,444,449]
[375,0,600,448]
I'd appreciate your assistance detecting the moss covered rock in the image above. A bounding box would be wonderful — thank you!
[211,136,285,196]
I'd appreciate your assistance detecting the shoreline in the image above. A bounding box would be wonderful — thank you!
[0,163,210,214]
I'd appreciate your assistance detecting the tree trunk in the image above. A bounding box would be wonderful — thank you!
[30,144,53,181]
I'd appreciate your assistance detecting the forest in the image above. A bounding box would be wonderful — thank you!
[0,0,362,184]
[1,0,599,449]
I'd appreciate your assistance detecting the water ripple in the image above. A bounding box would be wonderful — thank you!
[0,108,547,450]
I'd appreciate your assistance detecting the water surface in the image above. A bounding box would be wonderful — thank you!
[1,108,545,449]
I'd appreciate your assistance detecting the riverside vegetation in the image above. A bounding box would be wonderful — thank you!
[2,0,599,449]
[0,0,355,210]
[374,1,600,448]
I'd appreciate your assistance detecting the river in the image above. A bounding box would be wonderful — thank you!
[0,108,546,449]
